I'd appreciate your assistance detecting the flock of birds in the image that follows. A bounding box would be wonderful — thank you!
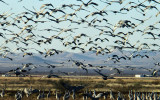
[0,0,160,96]
[0,1,160,100]
[1,86,160,100]
[0,0,160,79]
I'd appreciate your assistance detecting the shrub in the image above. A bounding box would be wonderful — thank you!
[116,79,125,84]
[151,80,160,85]
[54,79,71,92]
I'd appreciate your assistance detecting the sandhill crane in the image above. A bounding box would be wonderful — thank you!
[24,87,31,97]
[134,91,137,100]
[0,0,8,5]
[141,93,145,100]
[117,91,122,100]
[93,93,104,99]
[83,90,89,100]
[37,90,41,100]
[47,89,51,98]
[128,90,133,100]
[15,90,23,100]
[83,90,104,100]
[0,88,5,97]
[110,89,115,100]
[41,90,45,98]
[92,90,96,97]
[72,89,76,100]
[63,91,70,100]
[146,92,149,100]
[103,92,107,100]
[154,92,157,100]
[55,90,61,100]
[137,92,141,100]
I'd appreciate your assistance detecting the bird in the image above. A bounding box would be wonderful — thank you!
[94,69,108,80]
[0,88,5,97]
[23,52,33,57]
[0,0,8,5]
[128,90,133,100]
[131,16,152,24]
[72,90,76,100]
[0,32,6,39]
[78,0,98,7]
[24,88,31,97]
[44,62,56,68]
[41,90,45,98]
[47,89,51,98]
[15,90,23,100]
[117,91,123,100]
[40,3,54,9]
[37,90,41,99]
[55,90,61,100]
[110,89,115,100]
[63,91,70,100]
[110,68,122,74]
[151,69,159,76]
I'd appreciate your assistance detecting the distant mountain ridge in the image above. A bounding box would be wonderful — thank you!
[0,50,159,68]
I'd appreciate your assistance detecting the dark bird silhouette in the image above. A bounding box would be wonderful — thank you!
[23,53,33,57]
[94,69,108,80]
[78,0,98,7]
[40,3,54,9]
[85,10,108,18]
[44,62,56,68]
[110,68,122,74]
[0,0,8,5]
[131,16,152,24]
[142,32,156,40]
[108,10,127,14]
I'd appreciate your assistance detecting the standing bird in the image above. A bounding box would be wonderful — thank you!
[55,90,61,100]
[72,89,76,100]
[110,89,115,100]
[63,91,70,100]
[0,88,5,97]
[37,90,41,99]
[47,89,51,98]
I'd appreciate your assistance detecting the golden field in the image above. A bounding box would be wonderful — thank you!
[0,76,160,100]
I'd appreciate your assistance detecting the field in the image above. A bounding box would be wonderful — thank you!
[0,76,160,100]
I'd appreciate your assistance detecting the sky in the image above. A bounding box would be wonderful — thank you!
[0,0,160,55]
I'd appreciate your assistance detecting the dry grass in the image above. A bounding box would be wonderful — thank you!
[0,76,160,99]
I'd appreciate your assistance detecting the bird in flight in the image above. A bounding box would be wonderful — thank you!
[0,0,8,5]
